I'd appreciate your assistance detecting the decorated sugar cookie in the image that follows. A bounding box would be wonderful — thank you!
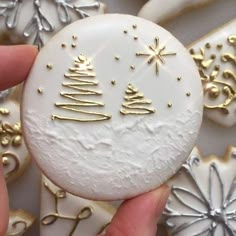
[189,19,236,127]
[163,146,236,236]
[138,0,214,24]
[40,176,115,236]
[22,14,203,200]
[7,209,35,236]
[1,99,30,183]
[0,0,106,47]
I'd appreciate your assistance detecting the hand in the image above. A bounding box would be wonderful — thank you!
[0,45,38,235]
[0,46,169,236]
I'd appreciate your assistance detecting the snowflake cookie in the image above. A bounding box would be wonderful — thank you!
[189,19,236,127]
[40,176,115,236]
[7,209,35,236]
[0,0,106,47]
[138,0,215,24]
[164,146,236,236]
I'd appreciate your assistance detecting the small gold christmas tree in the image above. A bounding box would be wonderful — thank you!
[52,55,111,122]
[120,84,155,115]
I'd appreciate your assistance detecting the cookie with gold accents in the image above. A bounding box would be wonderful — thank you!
[0,99,30,183]
[163,146,236,236]
[7,209,35,236]
[40,176,115,236]
[189,19,236,127]
[22,14,203,200]
[0,0,106,47]
[138,0,215,24]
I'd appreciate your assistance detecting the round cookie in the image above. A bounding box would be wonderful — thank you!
[0,0,106,47]
[22,14,203,200]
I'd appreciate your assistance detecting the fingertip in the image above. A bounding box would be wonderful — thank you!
[0,164,9,236]
[105,185,170,236]
[0,45,38,90]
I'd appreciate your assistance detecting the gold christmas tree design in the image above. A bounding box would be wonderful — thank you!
[52,55,111,122]
[120,84,155,115]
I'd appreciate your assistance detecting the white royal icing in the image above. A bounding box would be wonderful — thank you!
[0,0,106,47]
[40,176,115,236]
[22,14,203,200]
[164,146,236,236]
[138,0,214,24]
[189,19,236,127]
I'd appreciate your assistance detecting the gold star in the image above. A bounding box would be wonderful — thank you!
[136,37,176,75]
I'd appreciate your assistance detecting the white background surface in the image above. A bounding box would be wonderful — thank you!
[7,0,236,235]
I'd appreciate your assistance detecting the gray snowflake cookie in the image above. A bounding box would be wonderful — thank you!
[0,0,106,48]
[163,146,236,236]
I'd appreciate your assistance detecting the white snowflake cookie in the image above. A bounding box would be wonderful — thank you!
[189,19,236,127]
[138,0,215,24]
[7,209,35,236]
[22,14,203,200]
[40,176,115,236]
[0,0,106,47]
[0,98,30,183]
[164,146,236,236]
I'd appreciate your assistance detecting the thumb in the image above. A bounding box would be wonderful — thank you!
[0,162,9,236]
[100,185,169,236]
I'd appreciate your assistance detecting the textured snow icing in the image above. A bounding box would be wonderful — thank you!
[24,108,202,200]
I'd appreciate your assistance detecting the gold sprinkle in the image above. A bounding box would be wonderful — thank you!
[133,24,137,29]
[205,43,211,49]
[115,56,120,61]
[38,88,43,94]
[177,77,182,81]
[217,44,223,49]
[72,35,78,40]
[167,102,172,108]
[124,30,128,34]
[134,36,138,40]
[189,49,195,54]
[46,64,53,70]
[111,80,116,85]
[130,65,135,70]
[211,54,216,60]
[61,43,66,48]
[71,43,76,48]
[186,92,191,97]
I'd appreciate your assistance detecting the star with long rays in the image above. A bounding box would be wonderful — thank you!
[136,37,176,75]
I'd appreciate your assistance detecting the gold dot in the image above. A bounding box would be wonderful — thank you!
[211,54,216,60]
[205,43,211,49]
[167,102,172,108]
[189,49,195,54]
[186,92,191,97]
[111,80,116,85]
[177,77,182,81]
[130,65,135,70]
[133,24,137,29]
[115,56,120,61]
[38,88,43,94]
[46,64,53,70]
[61,43,66,48]
[71,43,76,48]
[134,36,138,40]
[124,30,128,34]
[2,157,9,166]
[72,35,78,40]
[51,115,55,120]
[217,44,223,50]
